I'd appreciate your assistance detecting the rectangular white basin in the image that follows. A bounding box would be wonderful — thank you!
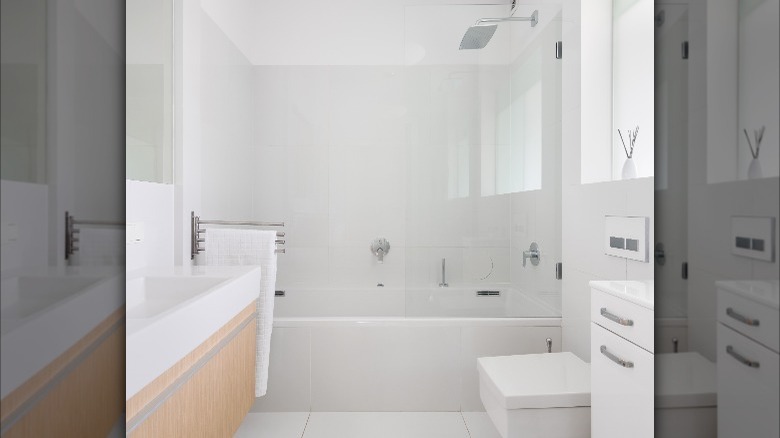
[125,265,262,399]
[126,276,228,319]
[0,275,102,334]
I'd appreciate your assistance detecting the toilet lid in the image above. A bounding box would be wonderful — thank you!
[655,352,717,408]
[478,352,591,409]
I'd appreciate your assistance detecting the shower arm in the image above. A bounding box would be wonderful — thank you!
[474,10,538,27]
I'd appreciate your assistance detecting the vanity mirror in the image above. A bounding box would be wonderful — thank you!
[126,0,174,183]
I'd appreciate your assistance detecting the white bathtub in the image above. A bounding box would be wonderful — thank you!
[254,287,562,412]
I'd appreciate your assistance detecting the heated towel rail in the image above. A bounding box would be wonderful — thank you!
[190,211,285,260]
[65,211,125,261]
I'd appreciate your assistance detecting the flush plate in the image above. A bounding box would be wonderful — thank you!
[731,216,775,262]
[605,215,650,262]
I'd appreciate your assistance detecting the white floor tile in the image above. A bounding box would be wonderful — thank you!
[302,412,469,438]
[234,412,309,438]
[462,412,502,438]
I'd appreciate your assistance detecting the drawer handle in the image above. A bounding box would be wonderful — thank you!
[600,307,634,326]
[726,345,760,368]
[726,307,760,326]
[600,345,634,368]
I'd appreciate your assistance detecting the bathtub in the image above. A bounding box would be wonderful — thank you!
[253,286,562,413]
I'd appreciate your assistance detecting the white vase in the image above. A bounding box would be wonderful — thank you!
[747,158,762,179]
[622,157,637,179]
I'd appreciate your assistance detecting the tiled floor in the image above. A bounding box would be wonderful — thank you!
[234,412,502,438]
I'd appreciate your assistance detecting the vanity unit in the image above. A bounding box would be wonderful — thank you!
[716,280,779,437]
[125,266,261,437]
[590,281,654,438]
[0,267,124,437]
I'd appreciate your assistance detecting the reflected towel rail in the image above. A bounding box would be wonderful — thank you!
[191,211,285,259]
[65,211,125,260]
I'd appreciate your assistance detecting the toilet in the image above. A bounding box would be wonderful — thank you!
[478,352,591,438]
[655,352,717,438]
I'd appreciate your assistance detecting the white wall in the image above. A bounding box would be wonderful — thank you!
[561,0,655,362]
[126,180,174,271]
[684,0,780,361]
[198,3,564,297]
[0,181,48,272]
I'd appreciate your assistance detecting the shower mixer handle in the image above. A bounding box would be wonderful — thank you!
[370,238,390,263]
[523,242,540,267]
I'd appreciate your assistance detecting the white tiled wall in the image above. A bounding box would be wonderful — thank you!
[0,181,48,272]
[126,180,174,271]
[560,0,655,362]
[252,323,561,412]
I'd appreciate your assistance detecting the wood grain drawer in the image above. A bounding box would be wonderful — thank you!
[591,288,654,353]
[591,323,654,438]
[717,288,779,353]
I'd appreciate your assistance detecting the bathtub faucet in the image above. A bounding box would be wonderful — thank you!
[370,238,390,264]
[439,258,448,287]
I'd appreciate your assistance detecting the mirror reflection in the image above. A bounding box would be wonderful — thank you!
[126,0,173,183]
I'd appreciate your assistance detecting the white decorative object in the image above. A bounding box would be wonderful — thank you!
[622,157,637,179]
[743,127,765,179]
[748,158,762,179]
[618,126,639,180]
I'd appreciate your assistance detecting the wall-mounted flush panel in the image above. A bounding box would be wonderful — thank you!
[126,222,144,244]
[731,216,775,262]
[604,215,649,262]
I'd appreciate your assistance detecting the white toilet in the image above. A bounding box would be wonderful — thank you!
[478,352,591,438]
[655,352,717,438]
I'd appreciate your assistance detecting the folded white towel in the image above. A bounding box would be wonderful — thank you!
[200,227,277,397]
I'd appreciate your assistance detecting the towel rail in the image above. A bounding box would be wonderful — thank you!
[65,211,125,260]
[191,211,285,260]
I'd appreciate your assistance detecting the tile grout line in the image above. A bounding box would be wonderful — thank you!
[300,412,312,438]
[460,411,473,438]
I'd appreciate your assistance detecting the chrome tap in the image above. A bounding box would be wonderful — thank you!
[370,238,390,263]
[439,258,448,287]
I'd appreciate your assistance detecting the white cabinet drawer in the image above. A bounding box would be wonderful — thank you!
[717,288,779,353]
[591,323,654,438]
[591,288,654,353]
[717,324,779,437]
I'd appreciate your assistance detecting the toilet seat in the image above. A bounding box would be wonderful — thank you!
[478,352,591,409]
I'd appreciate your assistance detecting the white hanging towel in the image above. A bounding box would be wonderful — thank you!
[201,227,277,397]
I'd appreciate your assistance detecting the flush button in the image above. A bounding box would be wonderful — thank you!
[626,239,639,251]
[735,236,751,249]
[752,239,765,251]
[610,236,625,249]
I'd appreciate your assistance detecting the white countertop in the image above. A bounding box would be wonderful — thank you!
[715,280,779,310]
[125,265,261,400]
[0,265,124,399]
[589,280,654,310]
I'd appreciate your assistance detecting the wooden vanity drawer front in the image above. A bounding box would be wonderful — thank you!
[591,288,654,353]
[717,289,779,353]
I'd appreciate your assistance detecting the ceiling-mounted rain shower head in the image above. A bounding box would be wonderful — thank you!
[459,9,538,50]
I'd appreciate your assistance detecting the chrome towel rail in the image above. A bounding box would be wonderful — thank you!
[191,211,285,260]
[65,211,125,260]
